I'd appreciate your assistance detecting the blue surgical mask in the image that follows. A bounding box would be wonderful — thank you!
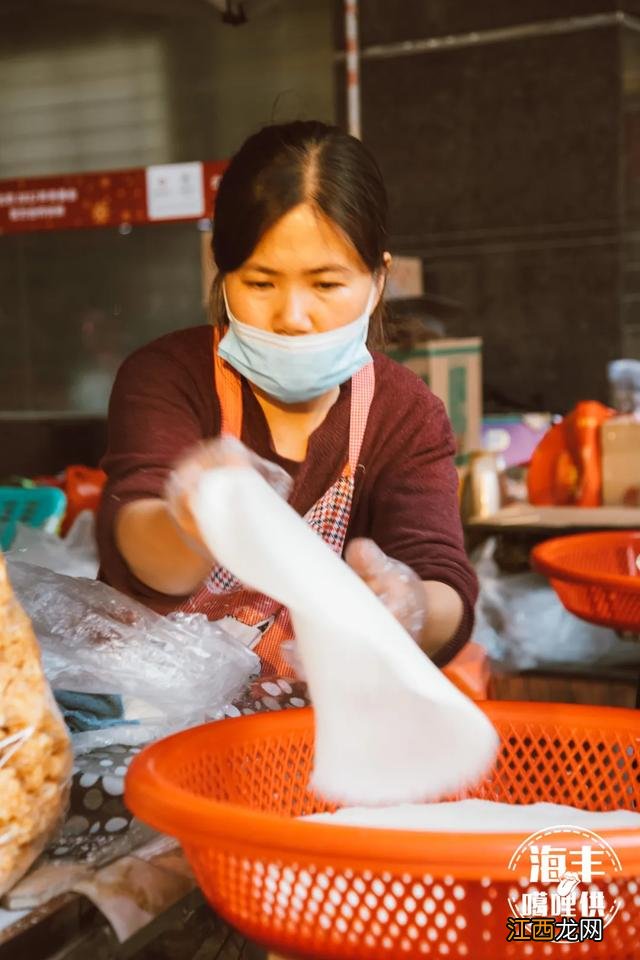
[218,285,377,404]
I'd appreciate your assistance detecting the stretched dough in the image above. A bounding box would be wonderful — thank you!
[303,799,640,832]
[193,468,498,805]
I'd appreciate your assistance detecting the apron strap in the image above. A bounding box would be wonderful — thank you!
[345,362,375,478]
[213,328,375,468]
[213,327,242,438]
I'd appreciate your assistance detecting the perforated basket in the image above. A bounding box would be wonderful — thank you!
[532,531,640,632]
[126,702,640,960]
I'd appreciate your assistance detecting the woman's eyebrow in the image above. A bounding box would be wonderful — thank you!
[244,263,280,275]
[306,265,352,275]
[244,263,353,276]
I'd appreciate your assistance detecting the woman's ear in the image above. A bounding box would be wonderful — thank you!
[373,252,392,306]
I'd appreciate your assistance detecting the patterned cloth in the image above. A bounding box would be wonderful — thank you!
[46,678,312,867]
[179,338,375,677]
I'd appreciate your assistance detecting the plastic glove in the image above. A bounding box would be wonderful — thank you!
[165,435,293,557]
[283,538,429,681]
[345,537,428,642]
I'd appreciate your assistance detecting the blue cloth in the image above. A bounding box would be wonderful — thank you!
[54,690,128,733]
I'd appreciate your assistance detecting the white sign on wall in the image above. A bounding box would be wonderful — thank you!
[145,162,205,221]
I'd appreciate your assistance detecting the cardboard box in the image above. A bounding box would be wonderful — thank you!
[387,337,482,461]
[601,417,640,506]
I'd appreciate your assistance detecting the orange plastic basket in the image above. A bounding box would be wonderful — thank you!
[532,531,640,632]
[126,702,640,959]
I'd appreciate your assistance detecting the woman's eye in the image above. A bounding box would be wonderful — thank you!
[315,282,342,291]
[245,281,273,289]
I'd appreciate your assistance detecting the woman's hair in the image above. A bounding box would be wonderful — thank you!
[209,120,389,348]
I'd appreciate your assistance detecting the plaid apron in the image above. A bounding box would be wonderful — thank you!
[178,334,375,677]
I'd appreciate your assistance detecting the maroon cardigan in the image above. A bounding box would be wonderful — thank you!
[97,325,478,666]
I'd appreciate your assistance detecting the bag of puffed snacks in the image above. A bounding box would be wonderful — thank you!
[0,553,73,896]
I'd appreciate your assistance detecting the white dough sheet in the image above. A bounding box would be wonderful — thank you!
[303,799,640,832]
[192,467,499,806]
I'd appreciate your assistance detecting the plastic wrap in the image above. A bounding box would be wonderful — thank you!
[0,553,73,897]
[7,511,99,579]
[7,562,259,752]
[473,539,640,670]
[609,359,640,414]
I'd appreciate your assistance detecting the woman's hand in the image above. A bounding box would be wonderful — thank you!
[345,538,428,641]
[117,437,293,598]
[283,543,429,681]
[166,436,293,556]
[345,538,464,656]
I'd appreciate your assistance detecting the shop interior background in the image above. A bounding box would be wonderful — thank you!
[1,0,640,471]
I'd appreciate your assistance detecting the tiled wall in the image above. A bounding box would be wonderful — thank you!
[622,24,640,359]
[4,0,639,423]
[335,0,640,412]
[0,0,334,416]
[0,222,204,413]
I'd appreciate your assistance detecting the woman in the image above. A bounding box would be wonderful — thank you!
[98,121,478,680]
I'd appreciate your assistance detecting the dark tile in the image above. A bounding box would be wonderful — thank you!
[361,27,620,237]
[336,0,619,49]
[340,19,629,411]
[0,223,205,414]
[0,417,107,478]
[420,243,621,413]
[623,27,640,224]
[621,290,640,355]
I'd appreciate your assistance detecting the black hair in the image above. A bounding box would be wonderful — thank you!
[210,120,389,347]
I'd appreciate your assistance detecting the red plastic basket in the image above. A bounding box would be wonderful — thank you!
[126,702,640,959]
[532,531,640,632]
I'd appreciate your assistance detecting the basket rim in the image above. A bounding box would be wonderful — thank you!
[532,530,640,592]
[125,701,640,880]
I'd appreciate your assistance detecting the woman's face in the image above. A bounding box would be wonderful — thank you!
[224,203,388,334]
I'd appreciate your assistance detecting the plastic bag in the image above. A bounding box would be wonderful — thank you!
[0,553,73,896]
[608,359,640,415]
[472,539,640,671]
[7,511,99,579]
[7,561,259,752]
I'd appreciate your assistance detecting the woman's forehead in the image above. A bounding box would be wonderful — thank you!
[245,203,366,274]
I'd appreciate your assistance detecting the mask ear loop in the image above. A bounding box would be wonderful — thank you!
[366,279,381,318]
[221,282,235,324]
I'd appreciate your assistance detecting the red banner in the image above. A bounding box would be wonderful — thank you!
[0,160,227,236]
